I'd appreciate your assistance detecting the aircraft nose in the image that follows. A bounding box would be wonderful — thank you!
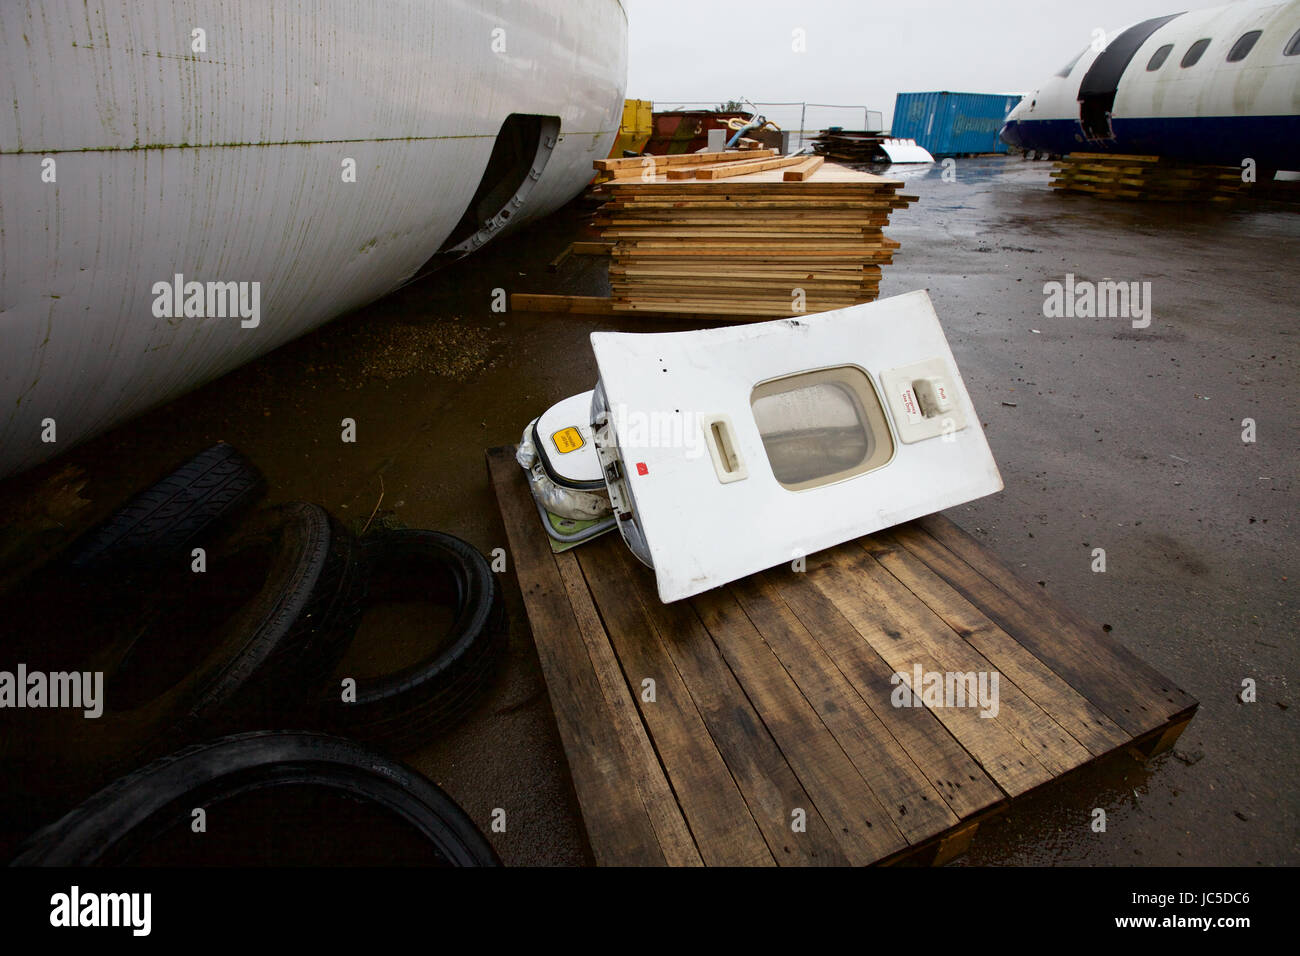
[999,121,1022,148]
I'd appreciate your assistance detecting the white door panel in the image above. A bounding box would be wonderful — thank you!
[590,290,1003,603]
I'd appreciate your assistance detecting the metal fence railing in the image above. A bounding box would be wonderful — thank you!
[649,101,885,150]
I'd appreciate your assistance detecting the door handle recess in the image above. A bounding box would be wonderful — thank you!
[700,415,748,484]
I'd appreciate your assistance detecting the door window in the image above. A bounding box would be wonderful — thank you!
[750,367,894,491]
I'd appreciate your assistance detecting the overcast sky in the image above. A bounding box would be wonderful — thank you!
[625,0,1232,129]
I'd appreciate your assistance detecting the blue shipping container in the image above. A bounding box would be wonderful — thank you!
[891,92,1025,156]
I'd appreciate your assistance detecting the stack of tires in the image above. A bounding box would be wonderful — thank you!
[1,443,504,866]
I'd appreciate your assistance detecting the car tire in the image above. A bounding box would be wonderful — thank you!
[67,442,266,571]
[319,530,505,753]
[35,503,360,795]
[11,731,500,866]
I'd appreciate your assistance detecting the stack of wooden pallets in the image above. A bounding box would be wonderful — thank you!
[593,156,914,318]
[1051,152,1246,202]
[812,129,887,165]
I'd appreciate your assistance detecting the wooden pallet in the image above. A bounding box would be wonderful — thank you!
[486,446,1198,866]
[1051,152,1246,202]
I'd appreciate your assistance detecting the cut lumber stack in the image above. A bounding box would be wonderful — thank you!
[592,148,770,185]
[595,162,914,317]
[1050,152,1247,202]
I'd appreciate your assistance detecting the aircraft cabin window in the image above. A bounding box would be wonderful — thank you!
[1227,30,1262,62]
[1180,38,1211,67]
[1147,44,1174,70]
[1287,28,1300,55]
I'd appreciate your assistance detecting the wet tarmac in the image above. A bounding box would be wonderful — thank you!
[0,155,1295,865]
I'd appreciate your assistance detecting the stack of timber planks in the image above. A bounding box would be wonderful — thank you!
[1051,152,1247,202]
[592,148,771,186]
[594,161,915,317]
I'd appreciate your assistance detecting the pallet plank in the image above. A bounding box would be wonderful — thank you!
[598,543,864,864]
[909,516,1196,732]
[690,587,909,861]
[761,563,1007,818]
[484,447,672,866]
[727,574,962,841]
[862,532,1130,756]
[575,542,814,866]
[553,552,704,866]
[806,550,1066,794]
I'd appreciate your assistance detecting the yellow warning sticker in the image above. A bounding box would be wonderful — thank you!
[551,426,585,454]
